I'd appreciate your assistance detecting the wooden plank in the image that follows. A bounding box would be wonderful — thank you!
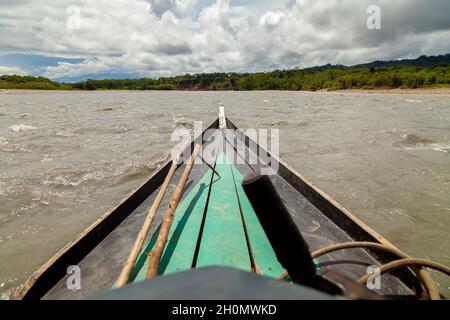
[158,169,214,275]
[196,153,251,271]
[130,168,214,282]
[230,165,285,278]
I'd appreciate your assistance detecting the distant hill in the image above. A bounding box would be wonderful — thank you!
[304,54,450,72]
[353,53,450,69]
[1,53,449,91]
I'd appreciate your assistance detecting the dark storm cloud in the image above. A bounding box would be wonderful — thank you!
[156,43,193,55]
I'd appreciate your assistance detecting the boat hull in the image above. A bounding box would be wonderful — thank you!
[17,117,425,300]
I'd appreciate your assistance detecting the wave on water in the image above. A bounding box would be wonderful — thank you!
[55,130,75,138]
[404,143,450,153]
[267,120,289,128]
[41,169,123,187]
[116,157,169,184]
[173,115,194,131]
[404,99,423,103]
[100,107,114,112]
[395,134,450,153]
[8,124,37,132]
[399,134,436,145]
[41,156,171,188]
[0,136,30,153]
[0,136,9,146]
[147,153,171,171]
[73,126,133,135]
[98,105,127,112]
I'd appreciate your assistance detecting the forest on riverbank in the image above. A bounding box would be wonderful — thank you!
[2,54,450,91]
[0,75,70,90]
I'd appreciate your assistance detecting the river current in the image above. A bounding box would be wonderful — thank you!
[0,90,449,299]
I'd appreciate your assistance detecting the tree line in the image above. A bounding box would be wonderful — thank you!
[1,57,449,91]
[0,75,69,90]
[42,63,450,91]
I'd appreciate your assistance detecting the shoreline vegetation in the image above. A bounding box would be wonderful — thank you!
[3,87,450,96]
[1,54,449,92]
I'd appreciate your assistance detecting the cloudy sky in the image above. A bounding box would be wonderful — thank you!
[1,0,450,81]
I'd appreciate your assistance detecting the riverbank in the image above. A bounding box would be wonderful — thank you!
[323,87,450,95]
[2,87,450,95]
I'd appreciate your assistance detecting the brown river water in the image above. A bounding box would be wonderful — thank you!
[0,90,449,299]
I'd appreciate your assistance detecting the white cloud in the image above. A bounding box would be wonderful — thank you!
[147,0,198,16]
[260,11,284,30]
[1,0,450,80]
[0,66,27,76]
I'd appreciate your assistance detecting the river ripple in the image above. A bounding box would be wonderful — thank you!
[0,90,449,298]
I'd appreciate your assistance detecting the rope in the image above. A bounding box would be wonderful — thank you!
[358,258,450,286]
[277,241,443,300]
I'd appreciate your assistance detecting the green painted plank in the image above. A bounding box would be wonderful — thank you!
[130,169,214,283]
[230,165,286,278]
[159,170,214,275]
[196,153,251,271]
